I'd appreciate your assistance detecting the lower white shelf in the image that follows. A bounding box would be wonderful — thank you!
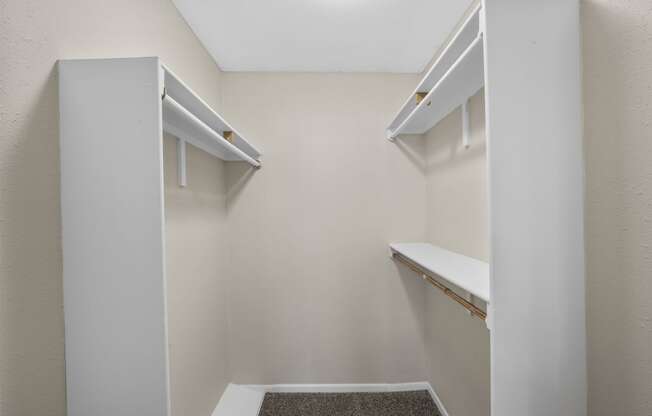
[390,243,490,303]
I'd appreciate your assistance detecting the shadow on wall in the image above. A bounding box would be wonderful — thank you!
[1,65,66,414]
[425,128,486,176]
[393,260,428,344]
[425,93,486,177]
[393,134,427,174]
[226,160,256,208]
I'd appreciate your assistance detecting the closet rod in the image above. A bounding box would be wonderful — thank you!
[162,94,261,168]
[392,251,487,320]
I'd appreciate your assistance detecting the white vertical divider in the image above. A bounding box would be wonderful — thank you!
[59,57,170,416]
[482,1,586,415]
[177,138,187,187]
[462,98,471,148]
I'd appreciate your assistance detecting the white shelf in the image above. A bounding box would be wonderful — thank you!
[162,95,260,167]
[390,242,490,303]
[162,64,261,165]
[386,5,484,139]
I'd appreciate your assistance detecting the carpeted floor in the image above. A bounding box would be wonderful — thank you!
[257,390,441,416]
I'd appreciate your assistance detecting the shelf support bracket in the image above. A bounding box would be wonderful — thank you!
[177,138,187,187]
[465,293,475,316]
[462,98,471,148]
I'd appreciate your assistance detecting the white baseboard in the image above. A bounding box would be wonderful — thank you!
[248,381,431,394]
[424,383,450,416]
[212,382,449,416]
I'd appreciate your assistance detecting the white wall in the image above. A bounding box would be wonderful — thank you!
[583,1,652,415]
[221,72,430,384]
[423,91,490,416]
[0,1,228,414]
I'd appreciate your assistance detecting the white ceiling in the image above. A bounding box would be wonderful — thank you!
[172,0,474,73]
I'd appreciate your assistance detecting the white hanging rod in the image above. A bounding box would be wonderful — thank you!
[389,34,483,140]
[162,94,261,168]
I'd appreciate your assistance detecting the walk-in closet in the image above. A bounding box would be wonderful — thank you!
[55,1,585,416]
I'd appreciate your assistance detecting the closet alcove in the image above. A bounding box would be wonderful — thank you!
[388,4,489,324]
[58,2,586,416]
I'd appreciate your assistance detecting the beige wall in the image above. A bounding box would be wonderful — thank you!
[163,135,230,416]
[423,90,490,416]
[583,1,652,415]
[425,92,488,261]
[221,72,430,384]
[0,0,228,414]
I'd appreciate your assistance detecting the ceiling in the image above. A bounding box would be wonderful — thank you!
[172,0,474,73]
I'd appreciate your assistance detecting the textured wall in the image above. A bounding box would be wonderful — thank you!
[583,1,652,415]
[423,90,490,416]
[0,1,227,414]
[221,72,430,384]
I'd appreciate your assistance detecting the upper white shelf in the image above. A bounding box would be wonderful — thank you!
[390,242,490,303]
[161,64,261,166]
[386,5,484,139]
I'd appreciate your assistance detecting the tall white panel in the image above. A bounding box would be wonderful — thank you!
[482,1,586,415]
[59,58,170,416]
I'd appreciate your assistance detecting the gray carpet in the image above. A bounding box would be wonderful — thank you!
[257,390,441,416]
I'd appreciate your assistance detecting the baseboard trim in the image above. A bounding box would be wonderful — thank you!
[424,383,450,416]
[248,381,432,394]
[212,382,449,416]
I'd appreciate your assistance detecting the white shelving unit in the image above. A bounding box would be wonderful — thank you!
[161,64,261,186]
[162,65,260,167]
[390,243,490,303]
[386,4,484,140]
[58,57,261,416]
[385,2,586,415]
